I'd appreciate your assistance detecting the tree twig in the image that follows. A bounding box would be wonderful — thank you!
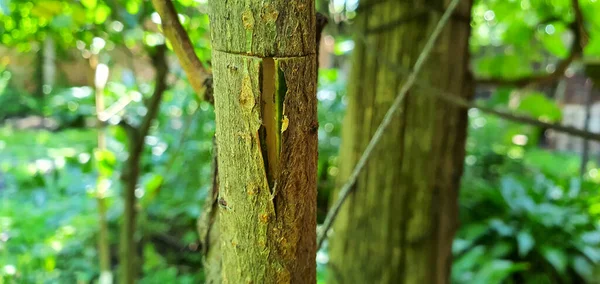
[137,44,168,147]
[151,0,211,96]
[98,96,134,122]
[317,0,462,250]
[426,87,600,141]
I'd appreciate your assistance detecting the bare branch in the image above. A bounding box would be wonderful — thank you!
[137,44,169,146]
[428,87,600,141]
[98,96,134,122]
[151,0,211,96]
[572,0,589,46]
[118,44,169,284]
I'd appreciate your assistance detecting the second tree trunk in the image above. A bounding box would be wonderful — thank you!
[328,0,473,283]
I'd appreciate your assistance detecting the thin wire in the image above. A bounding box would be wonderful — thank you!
[317,0,463,250]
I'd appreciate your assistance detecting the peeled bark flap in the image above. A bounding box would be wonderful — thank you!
[212,50,317,283]
[270,55,318,281]
[209,0,316,57]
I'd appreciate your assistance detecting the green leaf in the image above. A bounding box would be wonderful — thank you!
[472,260,529,284]
[81,0,97,9]
[453,245,487,274]
[475,55,533,79]
[144,174,163,199]
[516,92,562,122]
[489,218,516,237]
[31,0,63,19]
[68,6,87,26]
[177,0,195,6]
[94,149,116,177]
[517,231,535,257]
[523,149,579,178]
[489,241,514,258]
[94,4,111,25]
[503,22,534,47]
[485,88,513,108]
[500,177,535,213]
[539,24,568,58]
[541,246,568,275]
[585,35,600,58]
[126,0,140,14]
[573,256,594,280]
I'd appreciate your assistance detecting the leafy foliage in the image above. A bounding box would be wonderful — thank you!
[453,101,600,283]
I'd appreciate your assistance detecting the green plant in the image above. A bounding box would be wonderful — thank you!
[453,105,600,283]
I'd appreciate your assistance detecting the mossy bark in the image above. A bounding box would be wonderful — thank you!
[328,0,473,283]
[209,1,318,283]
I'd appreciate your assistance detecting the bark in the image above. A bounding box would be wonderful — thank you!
[209,1,318,282]
[328,0,473,283]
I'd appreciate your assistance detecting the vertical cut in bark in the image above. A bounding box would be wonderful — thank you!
[209,0,318,282]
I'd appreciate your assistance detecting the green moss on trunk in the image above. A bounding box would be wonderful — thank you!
[328,0,473,283]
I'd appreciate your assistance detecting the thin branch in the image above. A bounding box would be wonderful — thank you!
[98,96,134,122]
[571,0,589,47]
[350,7,600,142]
[427,87,600,141]
[537,16,563,26]
[151,0,211,96]
[475,0,588,87]
[119,44,169,284]
[198,136,219,257]
[137,44,169,147]
[317,0,462,250]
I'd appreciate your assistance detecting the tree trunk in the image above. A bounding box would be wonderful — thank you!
[209,1,318,282]
[328,1,473,283]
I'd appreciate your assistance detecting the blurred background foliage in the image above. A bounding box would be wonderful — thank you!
[0,0,599,283]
